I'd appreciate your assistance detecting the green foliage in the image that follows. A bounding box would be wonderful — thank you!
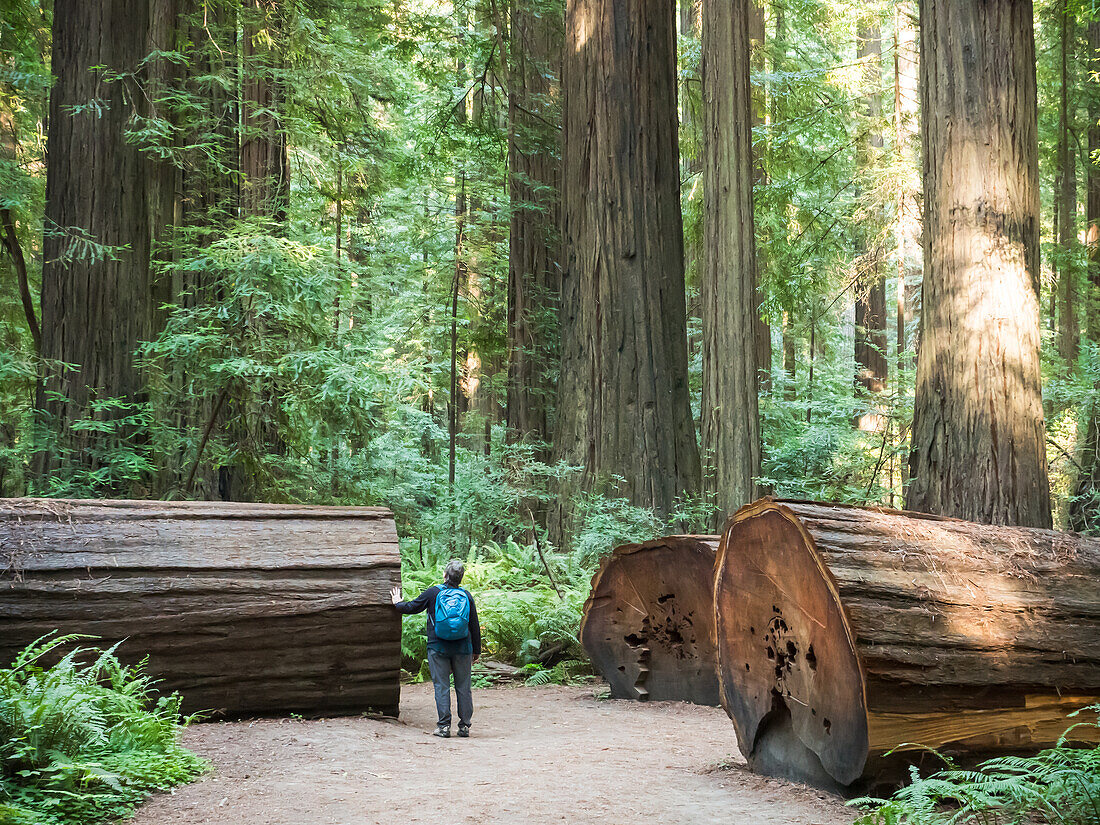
[0,636,206,825]
[852,708,1100,825]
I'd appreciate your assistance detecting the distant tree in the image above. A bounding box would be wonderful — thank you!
[854,23,887,401]
[505,0,560,457]
[907,0,1051,528]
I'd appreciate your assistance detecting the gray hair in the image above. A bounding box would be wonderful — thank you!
[444,559,465,586]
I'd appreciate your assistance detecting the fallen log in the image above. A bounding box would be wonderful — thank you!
[714,498,1100,791]
[581,535,719,705]
[0,498,401,718]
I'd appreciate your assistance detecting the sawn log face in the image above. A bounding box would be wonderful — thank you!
[0,498,402,718]
[581,536,719,705]
[716,498,1100,789]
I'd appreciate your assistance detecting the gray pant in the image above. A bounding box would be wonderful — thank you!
[427,649,473,728]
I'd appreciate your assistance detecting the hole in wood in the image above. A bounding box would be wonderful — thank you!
[805,644,817,671]
[657,593,674,604]
[624,633,645,648]
[823,718,831,734]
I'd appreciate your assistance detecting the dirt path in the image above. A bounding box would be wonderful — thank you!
[132,683,857,825]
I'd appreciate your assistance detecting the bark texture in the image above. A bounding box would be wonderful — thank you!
[37,0,182,483]
[906,0,1051,528]
[715,499,1100,790]
[0,499,401,717]
[556,0,701,526]
[506,0,561,456]
[581,536,719,705]
[701,0,760,528]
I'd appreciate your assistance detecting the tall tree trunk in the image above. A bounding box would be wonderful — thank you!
[556,0,701,532]
[701,0,760,527]
[1067,16,1100,533]
[37,0,182,489]
[219,0,289,502]
[240,0,288,222]
[906,0,1051,528]
[893,2,920,373]
[750,2,771,393]
[854,25,888,403]
[506,0,561,458]
[1057,0,1079,365]
[1088,17,1100,344]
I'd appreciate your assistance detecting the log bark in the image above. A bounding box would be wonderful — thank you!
[581,536,719,705]
[0,499,401,718]
[715,498,1100,790]
[906,0,1050,528]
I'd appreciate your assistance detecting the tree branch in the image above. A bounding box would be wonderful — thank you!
[0,209,41,353]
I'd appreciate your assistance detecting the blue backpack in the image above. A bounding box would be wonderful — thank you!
[433,585,471,641]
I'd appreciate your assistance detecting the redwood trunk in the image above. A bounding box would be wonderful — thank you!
[701,0,760,527]
[715,499,1100,790]
[581,536,719,705]
[854,26,888,400]
[556,0,701,527]
[906,0,1050,528]
[1056,0,1079,364]
[506,0,561,456]
[1070,18,1100,532]
[37,0,181,486]
[0,499,401,717]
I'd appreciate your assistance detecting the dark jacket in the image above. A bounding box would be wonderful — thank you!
[395,584,481,656]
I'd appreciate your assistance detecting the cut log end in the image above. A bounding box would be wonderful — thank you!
[581,536,720,705]
[716,497,1100,791]
[715,500,868,786]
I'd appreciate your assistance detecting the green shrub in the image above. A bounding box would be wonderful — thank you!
[852,708,1100,825]
[0,636,207,825]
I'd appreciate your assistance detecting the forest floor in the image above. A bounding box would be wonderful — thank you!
[131,682,857,825]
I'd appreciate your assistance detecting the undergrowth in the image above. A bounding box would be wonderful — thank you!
[398,537,590,684]
[852,707,1100,825]
[0,636,207,825]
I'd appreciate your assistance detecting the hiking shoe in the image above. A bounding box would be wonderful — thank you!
[432,725,450,738]
[457,725,470,738]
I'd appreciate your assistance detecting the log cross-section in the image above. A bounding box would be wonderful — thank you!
[714,498,1100,789]
[581,536,719,705]
[0,498,402,718]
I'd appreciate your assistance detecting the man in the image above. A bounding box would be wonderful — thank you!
[390,560,481,738]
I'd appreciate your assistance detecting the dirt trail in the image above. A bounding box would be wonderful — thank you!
[132,682,857,825]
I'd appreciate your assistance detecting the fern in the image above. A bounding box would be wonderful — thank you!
[852,707,1100,825]
[0,635,207,825]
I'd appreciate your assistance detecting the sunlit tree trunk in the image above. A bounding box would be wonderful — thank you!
[556,0,701,533]
[854,24,888,404]
[506,0,561,458]
[1067,16,1100,533]
[700,0,760,527]
[893,1,921,371]
[1087,17,1100,343]
[750,2,771,393]
[907,0,1051,528]
[36,0,182,489]
[1056,0,1079,365]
